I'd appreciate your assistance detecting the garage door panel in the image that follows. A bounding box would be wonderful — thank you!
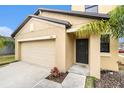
[21,40,55,67]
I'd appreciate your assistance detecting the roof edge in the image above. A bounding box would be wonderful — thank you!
[11,16,32,38]
[11,15,71,38]
[30,15,72,28]
[35,8,109,20]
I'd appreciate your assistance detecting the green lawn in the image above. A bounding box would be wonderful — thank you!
[0,55,15,65]
[85,76,96,88]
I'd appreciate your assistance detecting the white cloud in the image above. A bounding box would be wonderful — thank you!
[0,26,13,37]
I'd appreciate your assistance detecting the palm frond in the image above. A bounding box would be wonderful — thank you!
[75,5,124,39]
[75,20,109,38]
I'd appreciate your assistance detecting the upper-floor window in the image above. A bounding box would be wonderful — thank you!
[85,5,98,13]
[100,34,110,53]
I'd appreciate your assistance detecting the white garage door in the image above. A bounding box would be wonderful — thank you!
[21,40,55,67]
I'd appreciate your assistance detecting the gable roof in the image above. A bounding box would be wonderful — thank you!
[11,15,72,38]
[34,8,110,20]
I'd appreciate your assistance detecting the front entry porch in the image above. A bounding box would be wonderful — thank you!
[69,38,89,76]
[68,64,89,76]
[66,32,101,78]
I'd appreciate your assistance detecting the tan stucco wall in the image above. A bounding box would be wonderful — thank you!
[98,5,117,14]
[72,5,117,14]
[118,55,124,64]
[65,34,75,70]
[101,38,119,71]
[39,11,95,28]
[15,18,67,72]
[71,5,85,12]
[89,35,100,79]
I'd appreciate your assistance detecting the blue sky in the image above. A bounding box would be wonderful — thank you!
[0,5,71,37]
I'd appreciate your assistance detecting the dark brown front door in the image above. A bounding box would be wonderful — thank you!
[76,39,88,64]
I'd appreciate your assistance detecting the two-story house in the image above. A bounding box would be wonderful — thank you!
[11,5,119,78]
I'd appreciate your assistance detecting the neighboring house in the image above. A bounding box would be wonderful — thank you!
[11,5,119,79]
[119,43,124,50]
[0,36,15,55]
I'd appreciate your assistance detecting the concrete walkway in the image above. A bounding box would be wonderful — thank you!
[33,73,86,88]
[0,62,86,88]
[68,64,89,76]
[62,73,86,88]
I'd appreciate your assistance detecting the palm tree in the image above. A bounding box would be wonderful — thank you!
[109,5,124,38]
[75,5,124,39]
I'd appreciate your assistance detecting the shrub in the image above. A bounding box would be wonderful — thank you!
[50,67,60,78]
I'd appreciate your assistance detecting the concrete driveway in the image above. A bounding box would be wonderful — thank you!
[0,61,50,88]
[0,62,86,88]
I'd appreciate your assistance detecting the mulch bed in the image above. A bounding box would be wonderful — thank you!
[46,72,68,83]
[95,70,124,88]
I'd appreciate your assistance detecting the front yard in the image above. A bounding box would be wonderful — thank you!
[85,65,124,88]
[85,53,124,88]
[95,70,124,88]
[0,55,15,65]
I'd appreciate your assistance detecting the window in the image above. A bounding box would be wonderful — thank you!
[85,5,98,13]
[100,34,110,52]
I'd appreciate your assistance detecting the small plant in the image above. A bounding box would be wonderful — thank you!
[46,67,68,83]
[50,67,60,78]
